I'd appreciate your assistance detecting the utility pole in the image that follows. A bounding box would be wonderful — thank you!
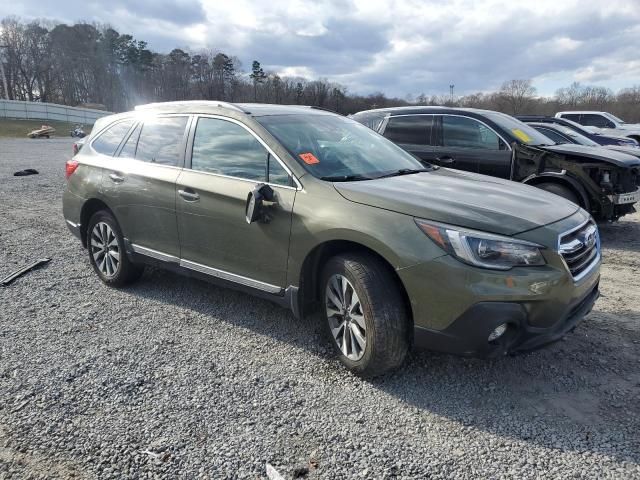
[0,44,9,100]
[449,84,455,104]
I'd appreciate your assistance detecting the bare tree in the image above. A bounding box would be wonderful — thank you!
[498,79,537,114]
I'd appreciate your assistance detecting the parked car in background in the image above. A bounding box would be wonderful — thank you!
[555,111,640,143]
[63,101,601,376]
[351,107,640,221]
[516,115,639,148]
[524,121,640,160]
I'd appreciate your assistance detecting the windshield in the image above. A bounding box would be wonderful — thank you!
[482,112,556,146]
[256,114,426,180]
[553,125,598,146]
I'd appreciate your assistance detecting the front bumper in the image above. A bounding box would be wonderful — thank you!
[609,188,640,205]
[413,280,599,357]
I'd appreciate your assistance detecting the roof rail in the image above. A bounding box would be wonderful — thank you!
[134,100,245,112]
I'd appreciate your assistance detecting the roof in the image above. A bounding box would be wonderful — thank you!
[353,105,505,117]
[555,111,607,115]
[134,101,334,117]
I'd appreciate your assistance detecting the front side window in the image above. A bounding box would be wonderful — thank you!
[92,120,134,156]
[135,116,188,166]
[384,115,432,145]
[191,117,271,182]
[442,116,503,150]
[534,127,567,144]
[257,114,425,180]
[581,114,614,128]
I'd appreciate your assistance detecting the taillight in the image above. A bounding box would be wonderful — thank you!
[65,159,79,179]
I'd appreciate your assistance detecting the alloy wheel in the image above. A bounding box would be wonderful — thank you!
[90,221,120,277]
[325,274,367,361]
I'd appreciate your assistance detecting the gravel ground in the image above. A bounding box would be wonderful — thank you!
[1,137,639,479]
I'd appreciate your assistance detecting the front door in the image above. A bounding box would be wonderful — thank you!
[176,116,297,290]
[429,115,511,176]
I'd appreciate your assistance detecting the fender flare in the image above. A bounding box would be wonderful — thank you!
[521,171,591,209]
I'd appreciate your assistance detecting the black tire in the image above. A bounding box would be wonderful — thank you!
[321,253,410,377]
[536,182,580,205]
[86,210,143,287]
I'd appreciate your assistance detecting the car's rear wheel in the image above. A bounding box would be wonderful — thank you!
[87,211,143,287]
[321,253,410,377]
[536,182,580,205]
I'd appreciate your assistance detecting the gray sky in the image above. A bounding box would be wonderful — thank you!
[2,0,639,97]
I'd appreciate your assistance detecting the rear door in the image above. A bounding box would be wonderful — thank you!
[103,115,189,258]
[176,115,297,290]
[429,115,511,176]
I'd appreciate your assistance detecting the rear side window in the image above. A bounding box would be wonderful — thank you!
[119,124,141,158]
[91,120,134,156]
[191,117,269,181]
[560,114,581,123]
[352,112,386,132]
[442,116,504,150]
[384,116,432,145]
[135,116,188,166]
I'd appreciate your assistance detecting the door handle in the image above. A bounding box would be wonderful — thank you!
[109,172,124,183]
[436,155,455,164]
[178,189,200,202]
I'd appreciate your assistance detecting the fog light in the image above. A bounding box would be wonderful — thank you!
[488,323,507,342]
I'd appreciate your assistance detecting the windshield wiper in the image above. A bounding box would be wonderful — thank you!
[374,168,431,179]
[320,174,372,182]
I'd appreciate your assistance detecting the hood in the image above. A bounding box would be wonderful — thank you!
[540,144,640,167]
[605,145,640,160]
[333,169,580,236]
[617,124,640,133]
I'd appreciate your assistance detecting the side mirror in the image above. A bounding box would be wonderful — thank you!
[245,184,275,224]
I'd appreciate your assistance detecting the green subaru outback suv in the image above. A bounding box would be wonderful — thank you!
[63,101,601,376]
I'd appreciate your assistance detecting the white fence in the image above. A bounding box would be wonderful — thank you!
[0,100,111,125]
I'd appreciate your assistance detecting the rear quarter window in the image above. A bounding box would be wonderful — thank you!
[91,120,135,156]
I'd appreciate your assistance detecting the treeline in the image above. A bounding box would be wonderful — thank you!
[1,17,640,121]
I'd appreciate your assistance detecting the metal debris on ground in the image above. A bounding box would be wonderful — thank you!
[266,463,286,480]
[1,258,51,286]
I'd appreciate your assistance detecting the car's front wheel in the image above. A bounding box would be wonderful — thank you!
[536,182,580,205]
[321,253,410,377]
[86,210,143,287]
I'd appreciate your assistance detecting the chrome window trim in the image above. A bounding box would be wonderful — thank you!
[130,244,283,294]
[178,168,299,191]
[387,113,512,151]
[557,219,601,283]
[191,114,303,191]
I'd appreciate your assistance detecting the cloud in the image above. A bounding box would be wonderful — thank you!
[1,0,639,96]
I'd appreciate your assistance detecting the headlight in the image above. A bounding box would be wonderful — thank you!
[415,219,546,270]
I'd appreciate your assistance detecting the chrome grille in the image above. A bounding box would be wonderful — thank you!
[558,220,600,280]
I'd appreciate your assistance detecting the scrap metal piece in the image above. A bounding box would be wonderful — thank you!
[1,258,51,286]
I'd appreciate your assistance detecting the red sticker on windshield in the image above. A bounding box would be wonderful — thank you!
[299,152,320,165]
